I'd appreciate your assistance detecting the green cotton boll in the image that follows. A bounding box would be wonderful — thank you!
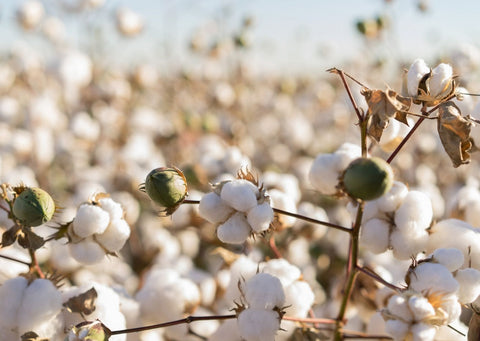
[12,187,55,227]
[342,157,394,201]
[144,167,187,209]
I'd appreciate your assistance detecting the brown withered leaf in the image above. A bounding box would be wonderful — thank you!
[21,331,49,341]
[437,101,474,167]
[469,306,480,341]
[63,287,98,316]
[1,224,21,247]
[361,88,411,141]
[17,228,45,250]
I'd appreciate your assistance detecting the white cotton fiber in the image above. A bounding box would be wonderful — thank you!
[220,179,258,212]
[244,273,285,310]
[198,192,234,224]
[360,218,390,254]
[247,202,274,232]
[216,212,251,244]
[73,204,110,238]
[96,218,131,252]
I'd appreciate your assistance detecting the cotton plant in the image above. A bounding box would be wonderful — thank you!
[198,169,275,244]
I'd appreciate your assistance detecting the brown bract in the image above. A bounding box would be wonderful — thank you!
[361,87,411,142]
[437,101,474,167]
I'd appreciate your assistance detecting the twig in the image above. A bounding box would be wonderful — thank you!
[327,67,364,122]
[356,265,402,292]
[0,254,30,266]
[110,314,237,335]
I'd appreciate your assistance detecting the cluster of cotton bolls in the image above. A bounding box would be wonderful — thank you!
[211,256,316,341]
[198,177,274,244]
[357,181,433,260]
[372,247,480,341]
[67,195,131,264]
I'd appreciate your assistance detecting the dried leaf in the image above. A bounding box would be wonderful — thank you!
[63,287,98,316]
[21,331,49,341]
[1,224,21,247]
[17,228,45,250]
[437,101,473,167]
[361,88,411,141]
[469,309,480,341]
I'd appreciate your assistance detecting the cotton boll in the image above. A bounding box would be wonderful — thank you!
[429,63,453,98]
[220,179,259,212]
[409,263,459,294]
[360,218,390,254]
[308,153,340,195]
[237,308,280,341]
[385,319,409,341]
[407,59,430,97]
[387,295,413,322]
[247,202,274,232]
[223,256,259,302]
[408,295,435,321]
[73,204,110,238]
[116,7,143,37]
[17,0,44,30]
[464,199,480,228]
[17,279,62,336]
[209,319,242,341]
[261,259,301,287]
[268,189,297,227]
[217,212,251,244]
[284,280,314,317]
[198,192,234,224]
[69,238,106,264]
[455,268,480,304]
[244,273,285,310]
[394,191,432,233]
[410,322,436,341]
[376,181,409,213]
[98,197,124,221]
[390,229,428,260]
[334,142,362,169]
[0,276,27,328]
[367,311,386,335]
[431,248,464,272]
[95,218,131,252]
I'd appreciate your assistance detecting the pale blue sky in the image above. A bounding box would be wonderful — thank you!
[1,0,480,73]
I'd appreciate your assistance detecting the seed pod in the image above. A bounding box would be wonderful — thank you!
[140,167,187,214]
[67,320,111,341]
[12,187,55,227]
[341,157,394,201]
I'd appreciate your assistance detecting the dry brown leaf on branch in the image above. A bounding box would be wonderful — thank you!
[361,88,411,141]
[437,101,475,167]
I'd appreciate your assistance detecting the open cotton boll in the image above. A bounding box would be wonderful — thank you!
[464,199,480,227]
[261,259,301,287]
[408,295,435,321]
[73,204,110,238]
[237,308,280,341]
[284,280,315,317]
[0,276,28,328]
[220,179,259,212]
[268,189,297,227]
[198,192,234,224]
[387,295,413,322]
[385,319,409,341]
[429,63,453,97]
[409,263,459,294]
[210,319,242,341]
[95,218,131,252]
[247,202,274,232]
[394,191,432,233]
[407,59,430,97]
[410,323,436,341]
[69,237,106,264]
[455,268,480,304]
[360,218,390,254]
[375,181,409,213]
[244,273,285,310]
[431,248,464,272]
[334,142,362,168]
[17,279,62,336]
[390,229,429,260]
[308,153,340,195]
[98,197,124,221]
[217,212,251,244]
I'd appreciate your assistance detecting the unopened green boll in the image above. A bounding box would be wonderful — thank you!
[12,187,55,227]
[142,167,187,210]
[342,157,393,201]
